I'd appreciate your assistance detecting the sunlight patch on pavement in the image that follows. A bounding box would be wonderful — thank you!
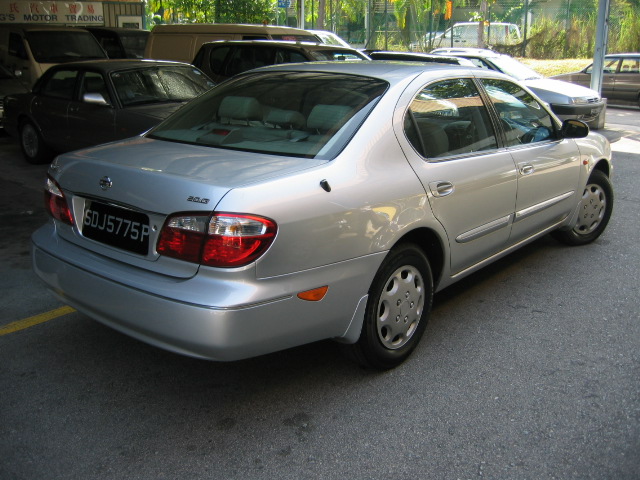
[611,136,640,154]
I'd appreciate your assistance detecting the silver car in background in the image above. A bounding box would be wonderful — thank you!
[33,62,613,369]
[432,48,606,127]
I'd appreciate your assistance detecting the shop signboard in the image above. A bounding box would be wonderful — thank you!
[0,1,104,24]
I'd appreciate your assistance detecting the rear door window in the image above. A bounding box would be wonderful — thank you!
[588,58,619,74]
[619,57,640,74]
[403,78,498,158]
[207,45,231,76]
[225,46,275,77]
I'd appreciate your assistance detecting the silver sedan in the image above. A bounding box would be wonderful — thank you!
[33,62,613,369]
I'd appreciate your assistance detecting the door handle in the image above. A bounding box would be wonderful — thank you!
[519,164,535,175]
[428,181,454,197]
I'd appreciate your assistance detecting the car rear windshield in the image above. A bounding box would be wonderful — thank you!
[148,71,388,159]
[111,66,214,106]
[490,55,542,81]
[25,31,107,63]
[308,49,368,61]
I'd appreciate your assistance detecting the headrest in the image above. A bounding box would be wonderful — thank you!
[218,96,262,122]
[307,104,351,133]
[265,108,305,129]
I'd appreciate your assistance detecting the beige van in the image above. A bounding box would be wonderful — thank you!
[0,24,107,88]
[145,23,319,63]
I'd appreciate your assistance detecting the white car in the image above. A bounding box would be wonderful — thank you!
[431,48,606,126]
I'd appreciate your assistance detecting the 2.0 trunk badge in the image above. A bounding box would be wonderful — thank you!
[99,176,113,190]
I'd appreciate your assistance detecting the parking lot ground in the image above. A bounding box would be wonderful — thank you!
[0,109,638,480]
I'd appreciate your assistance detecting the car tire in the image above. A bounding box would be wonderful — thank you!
[344,243,433,369]
[20,121,52,164]
[552,169,613,246]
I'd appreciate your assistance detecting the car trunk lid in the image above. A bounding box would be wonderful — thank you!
[50,136,326,277]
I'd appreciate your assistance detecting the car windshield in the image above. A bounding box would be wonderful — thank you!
[489,55,542,81]
[148,71,387,159]
[270,34,319,42]
[25,31,107,62]
[111,66,214,106]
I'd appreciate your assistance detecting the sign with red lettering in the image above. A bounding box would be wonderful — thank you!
[0,0,104,24]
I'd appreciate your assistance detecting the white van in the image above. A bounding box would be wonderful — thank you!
[433,22,521,49]
[145,24,319,63]
[0,24,107,88]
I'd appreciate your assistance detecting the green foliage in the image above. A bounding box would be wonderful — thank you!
[610,0,640,52]
[522,17,596,59]
[148,0,276,24]
[216,0,275,23]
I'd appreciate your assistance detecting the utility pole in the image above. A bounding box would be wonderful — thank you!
[590,0,610,95]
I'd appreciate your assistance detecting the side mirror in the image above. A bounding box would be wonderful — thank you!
[561,119,589,138]
[83,92,109,106]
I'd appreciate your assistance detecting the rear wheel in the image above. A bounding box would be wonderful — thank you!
[345,243,433,369]
[552,169,613,246]
[20,121,52,164]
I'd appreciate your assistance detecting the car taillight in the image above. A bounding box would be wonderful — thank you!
[44,176,73,225]
[157,213,277,268]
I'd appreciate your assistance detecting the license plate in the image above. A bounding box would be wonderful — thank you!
[82,201,150,255]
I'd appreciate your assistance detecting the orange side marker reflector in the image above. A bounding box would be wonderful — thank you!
[297,286,329,302]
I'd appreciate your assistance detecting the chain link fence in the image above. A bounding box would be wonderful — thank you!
[312,0,640,59]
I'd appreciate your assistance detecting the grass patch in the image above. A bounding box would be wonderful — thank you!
[518,58,592,77]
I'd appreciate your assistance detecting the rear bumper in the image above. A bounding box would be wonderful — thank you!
[32,224,382,361]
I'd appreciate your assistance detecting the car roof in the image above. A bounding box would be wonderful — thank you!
[150,23,312,35]
[45,59,194,72]
[431,47,499,57]
[367,50,475,65]
[83,26,150,34]
[244,60,490,86]
[199,39,360,52]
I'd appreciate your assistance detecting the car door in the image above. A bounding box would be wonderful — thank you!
[30,67,78,150]
[478,78,581,245]
[67,70,116,150]
[612,56,640,104]
[401,77,518,274]
[600,57,619,99]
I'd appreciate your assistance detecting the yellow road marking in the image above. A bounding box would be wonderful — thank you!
[0,306,76,336]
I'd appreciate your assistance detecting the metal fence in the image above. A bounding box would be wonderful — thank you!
[291,0,640,59]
